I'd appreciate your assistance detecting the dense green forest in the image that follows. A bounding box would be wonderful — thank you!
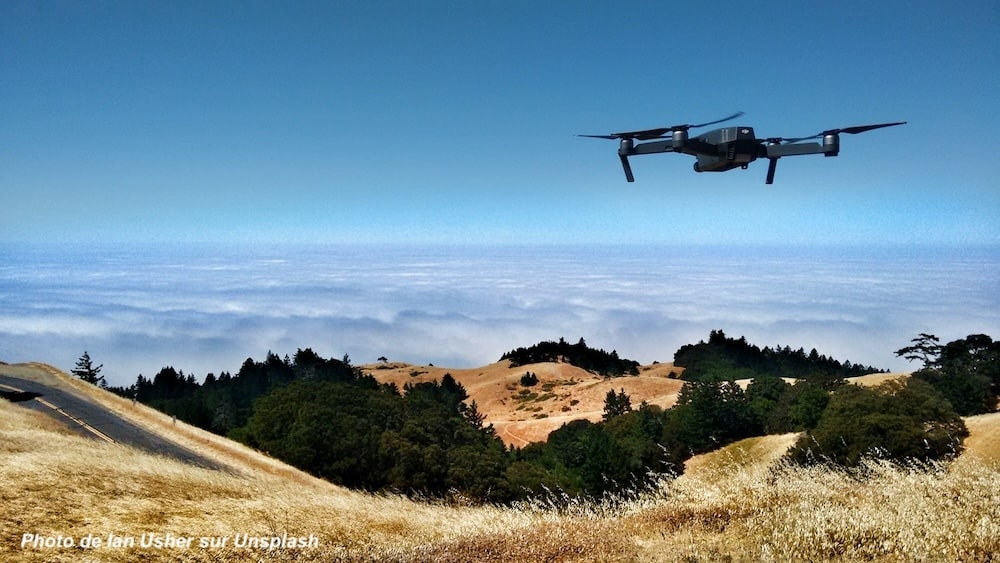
[104,331,998,504]
[673,329,885,382]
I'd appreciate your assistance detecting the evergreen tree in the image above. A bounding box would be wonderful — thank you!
[71,351,104,386]
[602,388,632,420]
[898,333,999,415]
[788,378,968,466]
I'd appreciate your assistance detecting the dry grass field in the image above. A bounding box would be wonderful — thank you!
[366,362,910,447]
[1,362,998,562]
[365,360,685,446]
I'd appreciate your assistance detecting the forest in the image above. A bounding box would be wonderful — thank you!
[104,331,999,504]
[673,329,886,382]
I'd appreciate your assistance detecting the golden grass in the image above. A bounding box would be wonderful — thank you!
[365,360,684,445]
[627,456,1000,561]
[0,397,636,562]
[847,372,911,387]
[2,362,998,561]
[366,361,902,446]
[959,412,1000,466]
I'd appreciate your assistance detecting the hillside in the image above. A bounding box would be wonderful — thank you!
[1,361,998,561]
[363,360,685,446]
[363,360,905,447]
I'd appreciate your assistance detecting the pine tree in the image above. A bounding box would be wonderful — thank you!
[72,351,105,386]
[602,388,632,420]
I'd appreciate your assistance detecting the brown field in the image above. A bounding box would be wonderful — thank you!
[365,360,685,446]
[1,362,998,562]
[366,362,907,446]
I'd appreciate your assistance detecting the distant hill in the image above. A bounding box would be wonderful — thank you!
[499,337,640,377]
[365,359,683,447]
[365,364,922,448]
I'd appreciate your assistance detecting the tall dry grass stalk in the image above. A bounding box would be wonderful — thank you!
[2,389,997,562]
[629,449,999,562]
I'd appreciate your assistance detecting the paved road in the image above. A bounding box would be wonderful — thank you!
[0,364,226,470]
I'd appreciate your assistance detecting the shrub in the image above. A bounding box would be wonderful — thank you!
[788,378,968,466]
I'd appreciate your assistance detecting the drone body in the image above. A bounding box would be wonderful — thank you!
[581,112,905,184]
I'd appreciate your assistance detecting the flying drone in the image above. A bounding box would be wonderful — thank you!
[580,112,905,184]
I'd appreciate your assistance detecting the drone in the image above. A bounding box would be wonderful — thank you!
[580,112,905,184]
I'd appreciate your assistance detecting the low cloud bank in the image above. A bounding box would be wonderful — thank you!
[1,243,996,387]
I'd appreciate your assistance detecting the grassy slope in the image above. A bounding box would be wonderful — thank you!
[1,362,998,562]
[365,362,906,446]
[365,360,684,446]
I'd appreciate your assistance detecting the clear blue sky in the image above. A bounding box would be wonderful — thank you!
[2,1,997,246]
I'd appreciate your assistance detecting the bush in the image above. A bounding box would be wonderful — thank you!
[788,378,968,466]
[520,371,539,387]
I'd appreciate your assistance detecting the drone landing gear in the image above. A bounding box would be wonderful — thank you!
[618,139,635,182]
[765,157,779,185]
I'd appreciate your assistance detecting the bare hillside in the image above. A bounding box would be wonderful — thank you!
[364,360,684,446]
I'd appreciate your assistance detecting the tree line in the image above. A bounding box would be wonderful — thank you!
[674,329,885,383]
[501,337,640,376]
[94,331,997,504]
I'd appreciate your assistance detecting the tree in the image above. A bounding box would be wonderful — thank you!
[661,379,756,460]
[895,333,942,367]
[899,333,999,416]
[72,351,104,386]
[463,400,487,430]
[675,330,882,382]
[788,378,968,466]
[500,338,640,376]
[603,388,632,420]
[520,371,538,387]
[745,373,790,432]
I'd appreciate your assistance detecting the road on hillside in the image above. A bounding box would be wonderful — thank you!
[0,368,226,471]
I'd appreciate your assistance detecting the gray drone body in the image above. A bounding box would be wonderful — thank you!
[581,112,905,184]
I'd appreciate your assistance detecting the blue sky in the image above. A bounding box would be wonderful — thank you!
[2,1,997,246]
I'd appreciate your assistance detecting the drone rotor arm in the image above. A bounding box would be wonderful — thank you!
[578,111,747,181]
[631,140,676,155]
[765,142,825,157]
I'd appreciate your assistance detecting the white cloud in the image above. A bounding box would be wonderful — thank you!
[1,243,997,387]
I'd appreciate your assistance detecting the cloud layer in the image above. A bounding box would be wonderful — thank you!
[2,243,997,387]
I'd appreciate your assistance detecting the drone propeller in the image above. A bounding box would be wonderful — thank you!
[674,111,746,131]
[578,111,745,141]
[779,121,907,144]
[578,129,670,141]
